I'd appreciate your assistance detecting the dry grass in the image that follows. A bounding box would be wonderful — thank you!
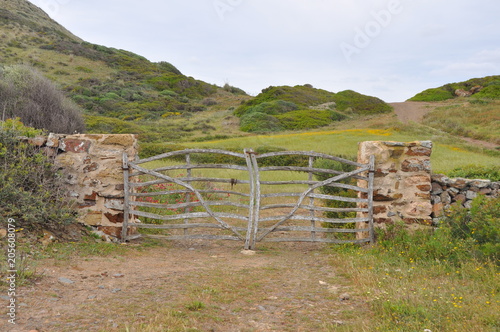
[422,100,500,144]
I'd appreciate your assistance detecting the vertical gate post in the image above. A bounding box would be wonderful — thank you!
[368,155,375,244]
[184,153,192,236]
[308,156,316,241]
[244,149,257,250]
[121,152,130,242]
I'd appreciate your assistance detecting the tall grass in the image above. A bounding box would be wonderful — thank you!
[422,100,500,144]
[182,128,500,174]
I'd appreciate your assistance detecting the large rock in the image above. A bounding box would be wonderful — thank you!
[455,89,472,97]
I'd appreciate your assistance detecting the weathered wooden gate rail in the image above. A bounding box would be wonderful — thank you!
[122,149,375,249]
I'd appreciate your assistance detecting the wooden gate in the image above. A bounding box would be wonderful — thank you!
[122,149,374,249]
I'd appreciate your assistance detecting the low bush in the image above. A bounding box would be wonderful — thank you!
[138,143,188,159]
[473,84,500,99]
[276,109,340,130]
[375,195,499,265]
[333,90,393,115]
[447,165,500,181]
[409,88,454,101]
[239,112,284,133]
[239,100,298,116]
[441,195,499,263]
[234,85,338,116]
[254,146,309,167]
[223,83,246,95]
[0,64,85,133]
[0,119,78,231]
[314,156,358,219]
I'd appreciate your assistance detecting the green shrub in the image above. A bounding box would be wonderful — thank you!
[160,89,178,97]
[374,195,499,265]
[223,83,246,95]
[254,146,309,167]
[243,100,298,116]
[138,143,188,159]
[441,195,500,262]
[447,165,500,181]
[473,85,500,99]
[409,88,454,101]
[234,85,338,116]
[374,222,475,265]
[0,119,78,231]
[235,85,391,119]
[0,64,85,133]
[333,90,392,115]
[314,156,358,219]
[156,61,182,75]
[240,112,284,133]
[276,109,338,130]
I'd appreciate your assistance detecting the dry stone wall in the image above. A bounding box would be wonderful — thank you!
[27,134,138,239]
[431,174,499,218]
[358,141,433,226]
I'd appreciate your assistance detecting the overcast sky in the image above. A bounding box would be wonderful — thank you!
[28,0,500,102]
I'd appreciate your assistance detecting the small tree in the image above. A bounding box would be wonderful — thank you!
[0,65,85,134]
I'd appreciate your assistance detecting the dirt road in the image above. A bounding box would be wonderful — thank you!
[2,241,368,332]
[390,101,435,123]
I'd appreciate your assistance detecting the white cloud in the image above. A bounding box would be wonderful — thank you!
[25,0,500,102]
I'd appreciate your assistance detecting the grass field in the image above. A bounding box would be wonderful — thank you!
[179,128,499,174]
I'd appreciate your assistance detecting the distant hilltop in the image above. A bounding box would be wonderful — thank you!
[408,76,500,101]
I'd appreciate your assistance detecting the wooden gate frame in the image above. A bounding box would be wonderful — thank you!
[122,149,375,249]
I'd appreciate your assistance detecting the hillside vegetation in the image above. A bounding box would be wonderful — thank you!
[1,0,398,143]
[0,64,85,133]
[0,0,250,142]
[421,99,500,145]
[235,85,392,133]
[409,75,500,101]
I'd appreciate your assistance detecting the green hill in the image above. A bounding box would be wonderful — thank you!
[235,85,392,133]
[1,0,251,142]
[409,76,500,101]
[1,0,398,142]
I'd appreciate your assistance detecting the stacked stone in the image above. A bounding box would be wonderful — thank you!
[25,134,138,239]
[431,174,499,218]
[358,141,433,227]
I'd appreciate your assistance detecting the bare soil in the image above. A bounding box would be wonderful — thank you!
[2,240,369,332]
[390,101,436,123]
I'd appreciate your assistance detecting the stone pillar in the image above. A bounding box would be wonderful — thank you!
[358,141,433,226]
[48,134,138,238]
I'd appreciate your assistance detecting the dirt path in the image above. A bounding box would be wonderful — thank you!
[390,101,435,123]
[2,241,368,332]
